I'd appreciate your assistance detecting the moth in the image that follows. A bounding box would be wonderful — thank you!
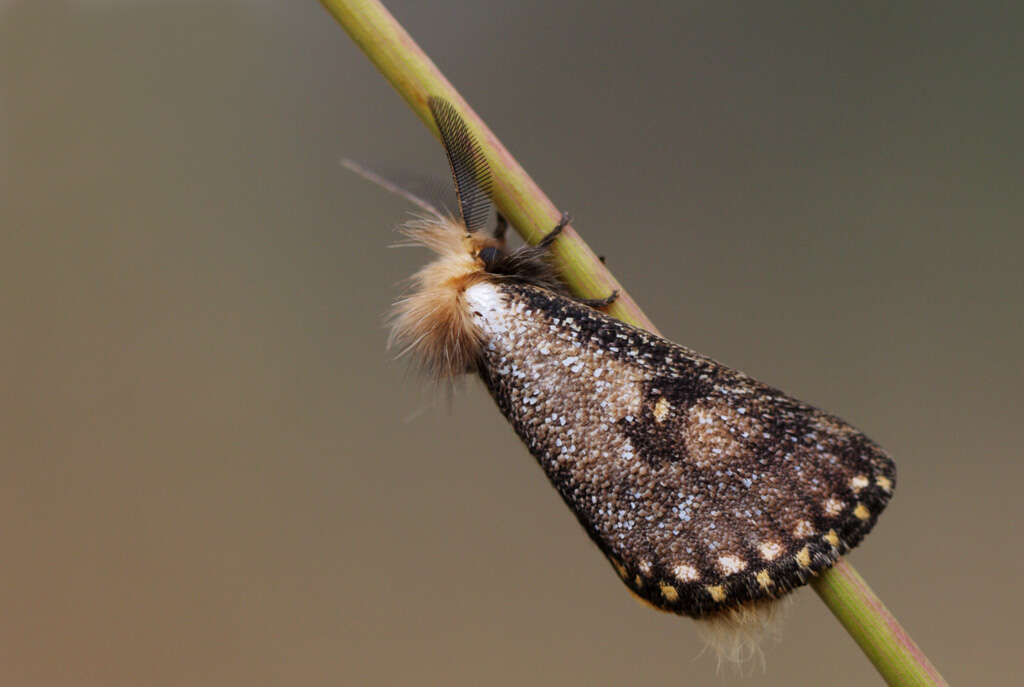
[358,96,896,660]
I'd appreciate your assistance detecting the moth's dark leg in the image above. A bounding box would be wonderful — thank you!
[539,212,615,306]
[494,212,508,241]
[537,211,571,249]
[577,290,619,309]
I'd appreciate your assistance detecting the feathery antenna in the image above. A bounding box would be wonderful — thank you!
[427,96,493,232]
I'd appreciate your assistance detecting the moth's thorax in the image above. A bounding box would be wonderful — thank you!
[463,281,894,616]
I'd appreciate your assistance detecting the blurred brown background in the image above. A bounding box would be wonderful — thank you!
[2,1,1021,685]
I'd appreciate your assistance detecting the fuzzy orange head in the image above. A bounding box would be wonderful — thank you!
[388,213,509,381]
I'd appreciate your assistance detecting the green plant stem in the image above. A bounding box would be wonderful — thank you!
[319,1,948,684]
[812,560,947,686]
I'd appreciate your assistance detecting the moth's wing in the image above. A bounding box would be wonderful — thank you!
[612,358,896,614]
[427,97,494,233]
[475,283,895,617]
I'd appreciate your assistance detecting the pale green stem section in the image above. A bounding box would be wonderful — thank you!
[319,1,948,685]
[812,560,948,686]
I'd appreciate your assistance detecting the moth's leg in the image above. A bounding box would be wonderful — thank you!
[540,212,616,306]
[576,290,619,309]
[537,211,572,249]
[494,212,509,242]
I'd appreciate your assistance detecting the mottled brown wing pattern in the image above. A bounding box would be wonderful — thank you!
[471,281,895,617]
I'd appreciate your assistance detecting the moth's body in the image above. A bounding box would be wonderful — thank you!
[362,96,896,661]
[467,279,893,615]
